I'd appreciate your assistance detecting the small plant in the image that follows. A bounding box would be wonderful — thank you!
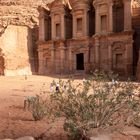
[27,84,52,121]
[30,95,47,121]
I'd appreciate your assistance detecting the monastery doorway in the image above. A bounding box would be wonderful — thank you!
[76,53,84,70]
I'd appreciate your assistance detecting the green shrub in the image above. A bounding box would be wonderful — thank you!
[30,95,47,121]
[27,84,52,121]
[50,71,140,140]
[27,70,140,139]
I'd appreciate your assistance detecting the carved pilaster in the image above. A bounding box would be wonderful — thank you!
[39,10,45,41]
[50,43,55,73]
[136,51,140,81]
[109,3,113,33]
[123,0,132,31]
[38,47,45,75]
[124,42,133,76]
[68,46,73,73]
[60,42,66,73]
[108,44,112,70]
[61,13,66,39]
[94,37,100,68]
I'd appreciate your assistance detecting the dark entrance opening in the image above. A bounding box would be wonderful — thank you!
[76,53,84,70]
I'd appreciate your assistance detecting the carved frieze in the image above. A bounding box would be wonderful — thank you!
[132,0,140,8]
[112,41,126,52]
[71,44,89,53]
[69,0,91,10]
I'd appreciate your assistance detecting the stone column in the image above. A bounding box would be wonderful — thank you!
[109,3,113,33]
[83,10,89,37]
[124,42,133,76]
[50,44,55,73]
[69,47,72,73]
[39,11,45,41]
[72,14,76,38]
[108,44,112,70]
[84,49,90,73]
[95,6,100,34]
[136,51,140,81]
[123,0,132,31]
[60,42,66,73]
[61,13,66,39]
[38,48,44,75]
[95,37,100,68]
[51,14,55,40]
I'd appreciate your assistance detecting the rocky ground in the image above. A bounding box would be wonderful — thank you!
[0,75,140,140]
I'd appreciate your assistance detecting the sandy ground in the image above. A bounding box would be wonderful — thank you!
[0,75,139,140]
[0,75,72,139]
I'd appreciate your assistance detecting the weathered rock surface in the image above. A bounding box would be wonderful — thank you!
[0,136,35,140]
[0,0,44,75]
[0,139,14,140]
[0,0,41,31]
[90,135,111,140]
[90,133,137,140]
[122,126,140,136]
[15,136,35,140]
[90,126,140,140]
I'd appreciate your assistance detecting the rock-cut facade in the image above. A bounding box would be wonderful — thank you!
[38,0,140,80]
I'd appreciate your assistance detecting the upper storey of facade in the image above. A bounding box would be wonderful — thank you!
[38,0,133,42]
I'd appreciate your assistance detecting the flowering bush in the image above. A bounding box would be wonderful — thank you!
[50,71,140,140]
[28,70,140,139]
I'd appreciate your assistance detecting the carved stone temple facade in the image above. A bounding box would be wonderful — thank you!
[38,0,140,80]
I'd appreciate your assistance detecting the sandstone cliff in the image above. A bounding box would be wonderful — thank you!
[0,0,41,33]
[0,0,48,75]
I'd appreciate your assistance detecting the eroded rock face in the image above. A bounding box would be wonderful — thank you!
[0,0,42,32]
[0,136,35,140]
[0,0,42,75]
[0,25,34,76]
[15,136,35,140]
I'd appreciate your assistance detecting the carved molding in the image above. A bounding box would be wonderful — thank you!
[71,44,89,53]
[132,0,140,8]
[112,41,126,52]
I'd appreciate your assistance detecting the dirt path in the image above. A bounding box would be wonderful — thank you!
[0,75,68,139]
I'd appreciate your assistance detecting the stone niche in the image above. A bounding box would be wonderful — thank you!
[0,25,34,76]
[112,42,126,75]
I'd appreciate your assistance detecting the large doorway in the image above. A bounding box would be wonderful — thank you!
[76,53,84,70]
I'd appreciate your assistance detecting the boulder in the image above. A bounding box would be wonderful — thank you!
[122,126,140,136]
[0,139,14,140]
[15,136,34,140]
[111,133,136,140]
[90,135,111,140]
